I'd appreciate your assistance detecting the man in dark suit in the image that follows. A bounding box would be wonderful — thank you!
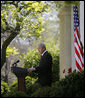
[28,43,52,87]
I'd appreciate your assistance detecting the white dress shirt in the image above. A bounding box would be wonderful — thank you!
[42,50,47,56]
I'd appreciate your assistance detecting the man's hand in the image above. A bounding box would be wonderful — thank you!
[27,67,35,73]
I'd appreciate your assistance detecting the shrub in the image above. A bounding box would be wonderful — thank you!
[22,49,40,69]
[25,76,39,95]
[31,71,84,97]
[31,86,51,97]
[48,82,63,97]
[1,82,10,96]
[59,71,84,97]
[22,42,60,82]
[3,81,29,97]
[26,82,41,97]
[9,81,18,92]
[2,70,84,97]
[31,81,63,97]
[6,91,29,97]
[60,70,84,97]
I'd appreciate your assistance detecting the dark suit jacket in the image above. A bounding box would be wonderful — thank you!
[34,51,52,86]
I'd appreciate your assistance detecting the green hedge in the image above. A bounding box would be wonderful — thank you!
[25,76,39,96]
[1,82,10,96]
[1,81,29,97]
[1,71,84,97]
[31,71,84,97]
[5,91,29,97]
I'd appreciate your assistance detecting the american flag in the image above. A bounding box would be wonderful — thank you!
[73,6,84,72]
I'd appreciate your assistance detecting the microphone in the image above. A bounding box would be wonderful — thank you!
[12,60,20,67]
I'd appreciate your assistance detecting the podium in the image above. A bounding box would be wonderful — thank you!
[11,66,28,92]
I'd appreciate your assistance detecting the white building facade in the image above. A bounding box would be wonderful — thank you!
[58,1,84,79]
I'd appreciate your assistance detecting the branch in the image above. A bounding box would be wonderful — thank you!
[1,24,20,69]
[1,31,18,68]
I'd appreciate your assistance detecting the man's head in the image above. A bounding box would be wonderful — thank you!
[38,43,46,54]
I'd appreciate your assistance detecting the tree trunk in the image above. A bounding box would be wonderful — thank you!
[1,1,21,69]
[4,58,10,83]
[1,31,19,69]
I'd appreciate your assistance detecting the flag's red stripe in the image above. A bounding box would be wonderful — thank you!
[75,28,80,40]
[74,33,83,57]
[75,59,82,71]
[75,28,83,56]
[75,46,84,67]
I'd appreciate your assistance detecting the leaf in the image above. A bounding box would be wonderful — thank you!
[25,1,33,4]
[27,6,32,11]
[32,2,39,8]
[35,7,39,12]
[6,47,19,57]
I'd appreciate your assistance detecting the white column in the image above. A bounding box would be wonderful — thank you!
[71,6,76,71]
[58,6,72,79]
[64,6,72,76]
[59,11,65,79]
[80,1,84,47]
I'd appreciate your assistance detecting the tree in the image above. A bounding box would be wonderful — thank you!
[1,1,49,69]
[1,1,79,69]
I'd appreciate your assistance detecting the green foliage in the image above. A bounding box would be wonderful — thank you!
[1,18,6,31]
[64,1,80,6]
[1,1,49,38]
[31,86,51,97]
[31,71,84,97]
[54,1,80,11]
[59,70,84,97]
[1,81,28,97]
[21,42,60,82]
[25,1,48,13]
[22,49,40,68]
[25,78,40,96]
[25,76,38,92]
[9,81,18,92]
[6,91,28,97]
[1,82,10,96]
[6,47,19,57]
[2,71,84,97]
